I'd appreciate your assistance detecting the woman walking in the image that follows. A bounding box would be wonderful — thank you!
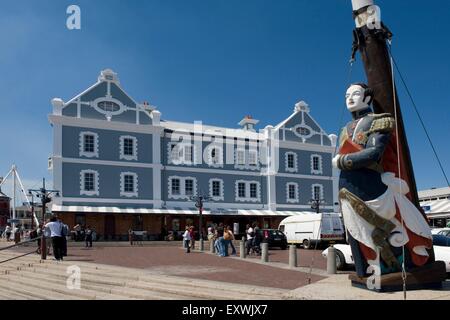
[182,226,192,253]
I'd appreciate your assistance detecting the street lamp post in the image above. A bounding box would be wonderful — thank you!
[28,178,60,260]
[190,194,211,251]
[310,198,325,214]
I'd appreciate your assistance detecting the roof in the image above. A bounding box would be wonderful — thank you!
[418,187,450,200]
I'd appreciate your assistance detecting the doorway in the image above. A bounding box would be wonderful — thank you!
[104,215,116,240]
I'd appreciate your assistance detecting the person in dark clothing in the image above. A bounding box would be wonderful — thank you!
[85,226,93,248]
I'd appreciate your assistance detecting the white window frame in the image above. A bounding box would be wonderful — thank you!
[79,132,99,158]
[120,135,138,161]
[209,178,224,201]
[206,145,224,168]
[286,182,299,203]
[234,148,260,171]
[235,148,246,169]
[285,152,298,173]
[80,169,99,196]
[248,150,258,167]
[168,176,198,200]
[235,180,261,203]
[311,154,323,175]
[120,172,138,198]
[311,183,324,201]
[167,142,197,166]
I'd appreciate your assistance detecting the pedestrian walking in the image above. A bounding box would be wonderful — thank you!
[44,216,64,261]
[225,225,237,255]
[189,226,196,250]
[245,224,254,255]
[85,225,93,248]
[59,219,69,256]
[4,224,12,242]
[182,226,192,253]
[215,223,225,257]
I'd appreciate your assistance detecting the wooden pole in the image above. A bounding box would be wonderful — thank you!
[351,0,421,210]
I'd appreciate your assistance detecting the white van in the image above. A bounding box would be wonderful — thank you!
[279,212,345,249]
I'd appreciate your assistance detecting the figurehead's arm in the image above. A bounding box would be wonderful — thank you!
[334,116,395,171]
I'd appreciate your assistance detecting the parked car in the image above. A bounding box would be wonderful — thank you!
[257,229,288,250]
[322,237,450,274]
[437,229,450,237]
[279,212,345,249]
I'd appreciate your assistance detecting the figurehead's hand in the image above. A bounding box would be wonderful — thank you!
[332,155,341,169]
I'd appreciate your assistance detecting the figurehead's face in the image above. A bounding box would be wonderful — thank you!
[346,85,370,112]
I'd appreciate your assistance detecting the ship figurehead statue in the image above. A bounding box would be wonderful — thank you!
[333,83,446,290]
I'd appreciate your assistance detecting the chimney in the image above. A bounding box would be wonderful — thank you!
[238,115,259,132]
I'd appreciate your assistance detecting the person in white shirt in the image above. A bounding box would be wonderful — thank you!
[246,223,255,255]
[44,216,64,261]
[182,226,192,253]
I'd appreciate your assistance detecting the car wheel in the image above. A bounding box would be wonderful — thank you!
[303,239,311,250]
[335,250,346,271]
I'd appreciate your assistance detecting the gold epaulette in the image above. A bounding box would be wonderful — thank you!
[369,115,395,134]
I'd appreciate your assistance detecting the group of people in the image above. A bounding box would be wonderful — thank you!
[29,215,69,261]
[245,223,262,255]
[209,224,236,257]
[72,224,94,247]
[182,225,197,253]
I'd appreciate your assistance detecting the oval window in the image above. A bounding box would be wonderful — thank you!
[296,126,311,136]
[97,101,120,113]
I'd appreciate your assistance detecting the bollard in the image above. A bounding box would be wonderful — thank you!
[210,239,215,254]
[327,245,337,274]
[289,245,297,268]
[41,234,47,260]
[199,239,204,251]
[240,239,246,259]
[261,242,269,263]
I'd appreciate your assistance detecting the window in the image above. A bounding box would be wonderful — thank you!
[184,145,193,163]
[248,150,258,166]
[123,138,134,156]
[84,135,95,153]
[120,172,138,197]
[311,154,323,175]
[171,179,180,195]
[238,183,246,198]
[212,181,221,197]
[312,184,324,201]
[209,179,224,201]
[236,149,245,166]
[286,183,299,203]
[98,101,120,113]
[235,180,260,202]
[79,132,99,158]
[120,136,138,161]
[249,183,258,198]
[285,152,298,173]
[84,173,95,191]
[168,176,197,200]
[185,179,194,196]
[80,170,99,196]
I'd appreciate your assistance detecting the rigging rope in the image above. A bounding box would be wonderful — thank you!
[386,46,450,188]
[387,40,408,300]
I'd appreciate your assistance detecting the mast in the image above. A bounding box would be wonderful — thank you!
[350,0,421,209]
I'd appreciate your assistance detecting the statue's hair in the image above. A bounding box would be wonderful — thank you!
[350,83,374,105]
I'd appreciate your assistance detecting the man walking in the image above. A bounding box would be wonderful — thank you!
[44,216,64,261]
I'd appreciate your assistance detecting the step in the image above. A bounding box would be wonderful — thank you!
[0,277,82,300]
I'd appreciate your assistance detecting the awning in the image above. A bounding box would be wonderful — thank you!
[421,199,450,217]
[51,205,313,217]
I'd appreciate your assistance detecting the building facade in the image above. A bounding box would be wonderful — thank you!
[49,69,339,240]
[419,187,450,228]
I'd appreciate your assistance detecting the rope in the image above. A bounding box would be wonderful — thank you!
[386,46,450,188]
[0,251,37,265]
[0,236,41,252]
[388,40,408,300]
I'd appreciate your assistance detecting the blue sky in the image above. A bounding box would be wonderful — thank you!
[0,0,449,196]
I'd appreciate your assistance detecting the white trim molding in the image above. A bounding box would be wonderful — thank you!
[209,178,224,201]
[79,132,99,158]
[311,183,324,201]
[120,135,138,161]
[286,182,299,203]
[310,154,323,175]
[80,169,99,196]
[120,172,139,198]
[235,180,261,203]
[285,151,298,173]
[168,176,198,200]
[205,145,224,168]
[234,148,260,171]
